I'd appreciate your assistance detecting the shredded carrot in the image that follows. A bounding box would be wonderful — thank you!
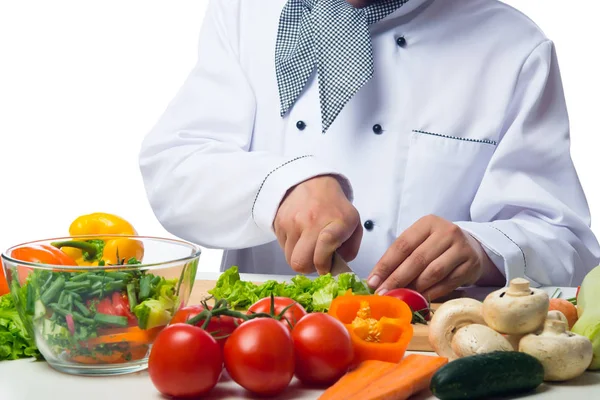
[346,354,448,400]
[68,345,149,365]
[318,360,397,400]
[85,325,164,346]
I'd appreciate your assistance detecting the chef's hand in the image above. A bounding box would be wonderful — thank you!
[274,175,363,275]
[367,215,505,301]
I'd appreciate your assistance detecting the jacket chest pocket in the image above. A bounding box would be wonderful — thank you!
[396,130,497,232]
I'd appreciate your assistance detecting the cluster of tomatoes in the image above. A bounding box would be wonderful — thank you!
[147,296,354,398]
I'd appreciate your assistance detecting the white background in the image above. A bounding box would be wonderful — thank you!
[1,1,599,274]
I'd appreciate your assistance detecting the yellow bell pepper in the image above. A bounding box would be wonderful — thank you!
[52,212,144,266]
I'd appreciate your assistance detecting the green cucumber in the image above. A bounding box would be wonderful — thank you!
[430,351,544,400]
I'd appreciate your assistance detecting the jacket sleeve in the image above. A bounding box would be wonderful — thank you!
[139,0,351,250]
[456,40,600,287]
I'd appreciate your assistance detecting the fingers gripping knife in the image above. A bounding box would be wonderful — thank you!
[329,252,371,293]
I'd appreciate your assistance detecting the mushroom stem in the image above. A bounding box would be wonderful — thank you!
[506,278,533,297]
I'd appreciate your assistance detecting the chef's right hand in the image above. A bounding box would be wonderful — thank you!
[274,175,363,275]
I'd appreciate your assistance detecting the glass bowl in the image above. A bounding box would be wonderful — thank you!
[1,235,200,376]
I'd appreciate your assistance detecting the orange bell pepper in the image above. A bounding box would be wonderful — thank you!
[328,294,414,364]
[0,260,9,295]
[10,244,78,284]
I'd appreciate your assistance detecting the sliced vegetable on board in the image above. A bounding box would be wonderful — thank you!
[572,265,600,370]
[430,351,545,400]
[328,293,413,364]
[208,266,371,312]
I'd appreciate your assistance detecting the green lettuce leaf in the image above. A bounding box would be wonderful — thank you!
[208,266,373,312]
[0,294,40,361]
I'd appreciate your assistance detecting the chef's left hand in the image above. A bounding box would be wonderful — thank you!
[367,215,503,301]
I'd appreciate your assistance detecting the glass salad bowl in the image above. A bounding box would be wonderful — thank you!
[1,235,200,376]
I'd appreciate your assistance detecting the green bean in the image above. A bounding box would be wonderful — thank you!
[72,312,94,325]
[139,275,151,301]
[151,275,161,285]
[106,272,131,280]
[26,285,35,315]
[41,277,65,304]
[70,273,92,282]
[105,282,126,292]
[126,283,138,311]
[88,275,115,283]
[64,281,91,291]
[91,281,102,290]
[94,313,128,327]
[67,291,83,302]
[74,300,91,317]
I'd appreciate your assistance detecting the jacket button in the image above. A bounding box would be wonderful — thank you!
[364,220,374,231]
[296,121,307,131]
[396,36,407,47]
[372,124,383,135]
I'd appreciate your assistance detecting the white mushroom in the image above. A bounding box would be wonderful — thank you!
[546,310,569,325]
[519,318,593,381]
[482,278,549,335]
[428,298,486,360]
[505,310,569,350]
[451,324,513,357]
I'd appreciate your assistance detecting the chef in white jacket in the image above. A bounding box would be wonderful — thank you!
[139,0,600,300]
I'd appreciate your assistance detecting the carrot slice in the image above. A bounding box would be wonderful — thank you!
[318,360,397,400]
[68,345,149,365]
[346,354,448,400]
[85,325,164,346]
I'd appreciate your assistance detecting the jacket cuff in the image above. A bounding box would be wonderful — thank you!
[251,155,353,235]
[455,220,536,287]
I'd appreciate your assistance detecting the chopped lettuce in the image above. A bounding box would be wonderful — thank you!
[133,277,179,329]
[208,266,372,312]
[0,294,40,361]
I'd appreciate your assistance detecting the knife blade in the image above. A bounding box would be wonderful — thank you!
[330,252,371,293]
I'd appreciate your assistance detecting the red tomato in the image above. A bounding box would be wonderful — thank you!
[171,305,239,349]
[94,294,137,326]
[111,292,137,325]
[149,324,223,398]
[224,318,295,396]
[292,313,354,385]
[384,288,430,320]
[96,298,114,315]
[247,297,307,329]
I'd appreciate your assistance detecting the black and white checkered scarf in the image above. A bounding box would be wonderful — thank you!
[275,0,410,133]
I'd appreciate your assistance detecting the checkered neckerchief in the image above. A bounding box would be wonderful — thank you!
[275,0,409,133]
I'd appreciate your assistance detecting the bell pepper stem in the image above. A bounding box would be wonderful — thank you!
[51,240,101,258]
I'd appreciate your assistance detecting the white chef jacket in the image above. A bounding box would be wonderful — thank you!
[139,0,600,287]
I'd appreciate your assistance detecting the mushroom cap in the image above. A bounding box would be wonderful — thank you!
[451,324,513,358]
[428,298,486,360]
[482,278,549,335]
[519,320,594,381]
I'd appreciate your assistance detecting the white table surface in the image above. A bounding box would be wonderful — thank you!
[2,274,598,400]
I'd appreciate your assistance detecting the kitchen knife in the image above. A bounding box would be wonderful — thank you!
[330,252,371,293]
